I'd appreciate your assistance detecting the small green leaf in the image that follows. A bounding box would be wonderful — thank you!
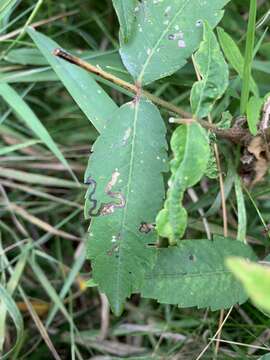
[247,96,263,135]
[218,111,233,129]
[85,99,168,315]
[156,122,210,245]
[227,258,270,313]
[27,28,118,133]
[120,0,231,85]
[191,21,229,118]
[142,238,256,310]
[0,83,76,181]
[217,27,259,97]
[112,0,137,42]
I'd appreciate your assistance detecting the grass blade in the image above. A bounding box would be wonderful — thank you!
[0,83,78,182]
[240,0,257,114]
[27,28,118,133]
[0,166,82,188]
[0,284,24,359]
[234,176,247,243]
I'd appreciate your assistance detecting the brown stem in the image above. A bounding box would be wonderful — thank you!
[53,48,190,118]
[171,118,249,143]
[54,49,252,144]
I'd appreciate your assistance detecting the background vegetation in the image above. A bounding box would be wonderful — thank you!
[1,0,270,359]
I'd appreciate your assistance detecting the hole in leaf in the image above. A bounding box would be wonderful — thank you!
[189,254,196,261]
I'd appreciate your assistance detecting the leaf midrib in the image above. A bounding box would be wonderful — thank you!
[115,101,139,305]
[146,269,235,279]
[138,0,190,83]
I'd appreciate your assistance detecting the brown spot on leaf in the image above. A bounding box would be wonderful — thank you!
[139,222,155,234]
[189,254,196,261]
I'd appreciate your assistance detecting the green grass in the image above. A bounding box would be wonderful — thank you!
[1,0,270,359]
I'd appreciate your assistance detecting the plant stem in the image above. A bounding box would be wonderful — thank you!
[171,117,250,144]
[240,0,257,114]
[53,49,190,118]
[54,49,252,144]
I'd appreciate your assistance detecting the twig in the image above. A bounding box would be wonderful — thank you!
[192,55,228,359]
[187,188,211,240]
[53,48,190,118]
[169,117,249,143]
[52,49,253,145]
[8,203,80,241]
[0,10,78,42]
[208,112,228,360]
[210,338,270,352]
[195,307,233,360]
[19,289,62,360]
[99,293,110,341]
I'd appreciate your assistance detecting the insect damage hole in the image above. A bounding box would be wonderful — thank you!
[139,222,155,234]
[189,254,196,261]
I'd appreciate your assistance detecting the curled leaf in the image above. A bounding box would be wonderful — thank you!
[156,122,210,245]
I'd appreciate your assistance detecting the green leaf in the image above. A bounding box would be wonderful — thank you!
[191,21,229,118]
[112,0,137,42]
[27,28,118,133]
[258,354,270,360]
[227,258,270,313]
[85,99,168,315]
[217,27,259,97]
[142,238,256,310]
[156,123,210,245]
[247,96,263,135]
[0,83,77,181]
[120,0,230,85]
